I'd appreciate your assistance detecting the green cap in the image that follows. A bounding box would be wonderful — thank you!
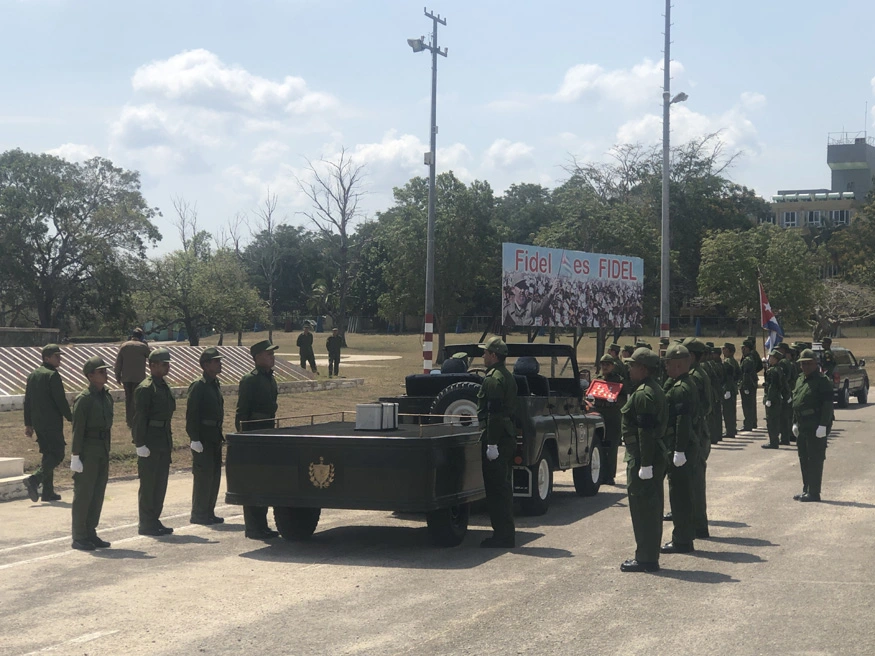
[635,340,652,350]
[659,337,670,346]
[797,348,817,362]
[664,343,690,360]
[250,340,279,358]
[822,336,832,343]
[768,348,783,359]
[723,342,736,352]
[82,356,109,375]
[742,337,756,347]
[777,342,790,352]
[622,344,636,354]
[705,341,715,348]
[479,336,508,356]
[451,352,468,360]
[41,344,61,358]
[599,354,616,364]
[682,337,707,354]
[509,271,528,288]
[148,347,171,363]
[625,347,660,369]
[199,347,222,365]
[608,343,621,353]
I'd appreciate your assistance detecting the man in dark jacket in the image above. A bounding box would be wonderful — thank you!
[326,328,343,378]
[114,327,150,427]
[297,323,318,374]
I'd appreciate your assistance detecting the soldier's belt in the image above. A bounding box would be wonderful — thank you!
[200,420,221,427]
[148,420,169,428]
[798,409,815,417]
[85,429,110,439]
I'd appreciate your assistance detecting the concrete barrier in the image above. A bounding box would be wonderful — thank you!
[0,457,28,502]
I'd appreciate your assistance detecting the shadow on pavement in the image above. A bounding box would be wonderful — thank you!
[692,549,765,564]
[30,501,73,509]
[819,499,875,509]
[708,520,750,528]
[703,536,778,547]
[204,522,246,532]
[654,569,740,584]
[153,534,219,545]
[90,548,155,560]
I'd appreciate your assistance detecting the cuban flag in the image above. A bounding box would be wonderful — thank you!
[558,251,573,278]
[760,281,783,350]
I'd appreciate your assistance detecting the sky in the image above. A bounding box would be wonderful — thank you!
[2,0,875,252]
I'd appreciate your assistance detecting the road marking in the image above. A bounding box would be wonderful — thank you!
[19,630,119,655]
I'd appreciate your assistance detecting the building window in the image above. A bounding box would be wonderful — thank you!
[829,209,850,225]
[782,211,797,228]
[807,210,821,227]
[759,213,776,225]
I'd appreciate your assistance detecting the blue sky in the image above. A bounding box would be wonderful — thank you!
[2,0,874,251]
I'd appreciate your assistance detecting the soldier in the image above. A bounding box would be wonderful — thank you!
[682,338,712,539]
[619,348,668,572]
[820,337,836,380]
[476,336,518,548]
[607,343,629,381]
[661,344,699,555]
[761,349,788,449]
[777,342,797,445]
[592,354,626,485]
[297,323,318,374]
[721,342,740,438]
[621,344,636,360]
[739,338,761,431]
[133,347,177,536]
[114,327,150,427]
[69,356,114,551]
[657,337,670,385]
[236,340,281,540]
[23,344,72,502]
[326,327,343,378]
[791,349,834,501]
[187,347,225,525]
[635,339,653,351]
[705,343,724,444]
[502,273,556,327]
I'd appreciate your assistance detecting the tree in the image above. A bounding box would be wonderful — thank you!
[0,149,161,329]
[809,279,875,340]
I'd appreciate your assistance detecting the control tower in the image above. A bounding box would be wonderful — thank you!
[828,132,875,198]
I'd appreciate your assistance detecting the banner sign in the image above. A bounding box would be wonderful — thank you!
[502,243,644,328]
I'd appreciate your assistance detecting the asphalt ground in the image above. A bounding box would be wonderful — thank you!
[1,400,873,656]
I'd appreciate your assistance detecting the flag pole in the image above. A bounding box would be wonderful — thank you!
[758,279,767,367]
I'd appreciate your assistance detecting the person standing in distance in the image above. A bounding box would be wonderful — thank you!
[792,349,834,502]
[297,323,318,374]
[620,348,669,572]
[592,354,626,486]
[236,340,281,540]
[739,338,761,431]
[187,347,225,525]
[69,356,114,551]
[682,338,712,539]
[477,336,518,548]
[762,349,788,449]
[133,348,176,536]
[23,344,72,502]
[721,342,740,438]
[114,327,150,427]
[819,337,836,380]
[326,327,343,378]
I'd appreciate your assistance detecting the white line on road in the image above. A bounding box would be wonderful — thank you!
[19,630,120,656]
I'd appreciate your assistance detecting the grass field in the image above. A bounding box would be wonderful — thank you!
[5,329,874,489]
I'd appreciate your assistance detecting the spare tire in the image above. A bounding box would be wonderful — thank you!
[430,381,481,426]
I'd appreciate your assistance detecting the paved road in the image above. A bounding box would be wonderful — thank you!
[1,402,873,656]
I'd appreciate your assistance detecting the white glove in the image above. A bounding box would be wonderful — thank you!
[673,451,687,467]
[638,466,653,480]
[724,391,731,400]
[765,400,772,408]
[743,389,750,395]
[136,445,151,458]
[190,441,204,453]
[70,455,84,473]
[816,425,827,438]
[486,444,499,461]
[792,424,799,438]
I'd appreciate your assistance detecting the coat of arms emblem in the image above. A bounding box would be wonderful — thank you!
[309,457,335,489]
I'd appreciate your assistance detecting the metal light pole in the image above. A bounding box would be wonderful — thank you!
[408,8,447,373]
[660,0,686,342]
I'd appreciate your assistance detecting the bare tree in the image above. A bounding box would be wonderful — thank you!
[809,279,875,340]
[248,190,284,342]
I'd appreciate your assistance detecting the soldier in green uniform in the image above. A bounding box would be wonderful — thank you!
[69,356,114,551]
[761,349,788,449]
[777,342,796,445]
[661,344,699,555]
[635,339,653,351]
[739,338,761,431]
[607,343,629,381]
[791,349,834,501]
[657,337,670,385]
[187,347,225,525]
[236,339,281,540]
[705,343,724,444]
[621,344,635,361]
[133,347,177,536]
[820,337,837,381]
[23,344,72,502]
[297,323,318,374]
[619,348,669,572]
[721,342,740,438]
[682,338,712,539]
[326,327,343,378]
[592,354,627,485]
[476,337,518,548]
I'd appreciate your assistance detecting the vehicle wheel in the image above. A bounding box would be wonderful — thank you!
[573,439,603,497]
[857,379,868,404]
[273,507,321,541]
[837,381,850,408]
[426,504,469,547]
[520,451,554,516]
[430,381,481,426]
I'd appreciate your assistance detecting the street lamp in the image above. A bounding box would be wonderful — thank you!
[409,8,447,373]
[659,0,688,342]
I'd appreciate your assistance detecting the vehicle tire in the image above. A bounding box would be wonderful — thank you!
[426,504,469,547]
[838,381,850,408]
[430,381,481,426]
[857,379,868,404]
[573,439,603,497]
[520,451,554,516]
[273,507,321,541]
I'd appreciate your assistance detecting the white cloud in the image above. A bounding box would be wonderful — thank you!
[46,142,99,162]
[482,138,535,170]
[551,58,684,107]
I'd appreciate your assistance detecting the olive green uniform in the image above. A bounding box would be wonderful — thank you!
[763,364,787,447]
[71,385,113,542]
[621,376,669,563]
[326,334,343,377]
[592,367,627,484]
[187,375,224,522]
[706,355,724,444]
[664,372,698,546]
[778,357,796,444]
[477,362,518,543]
[792,371,833,499]
[820,347,836,380]
[722,354,741,437]
[689,361,712,535]
[133,375,176,531]
[740,349,761,430]
[236,367,279,532]
[297,332,317,372]
[23,363,72,497]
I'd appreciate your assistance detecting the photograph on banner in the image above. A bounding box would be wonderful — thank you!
[502,243,644,328]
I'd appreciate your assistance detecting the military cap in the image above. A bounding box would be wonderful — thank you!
[723,342,736,352]
[82,356,109,375]
[635,340,652,350]
[777,342,791,352]
[132,327,145,337]
[742,337,756,346]
[451,351,468,360]
[599,353,616,364]
[821,336,832,343]
[509,271,528,288]
[625,347,661,370]
[768,348,783,359]
[664,343,690,360]
[199,346,222,365]
[148,347,171,363]
[479,336,508,356]
[41,344,61,358]
[659,337,670,346]
[622,344,636,353]
[705,341,715,348]
[682,337,707,354]
[250,340,279,358]
[797,348,817,362]
[608,343,621,353]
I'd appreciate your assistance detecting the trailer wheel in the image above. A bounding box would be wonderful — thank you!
[274,507,321,541]
[430,382,481,426]
[520,451,554,516]
[426,504,469,547]
[573,439,602,497]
